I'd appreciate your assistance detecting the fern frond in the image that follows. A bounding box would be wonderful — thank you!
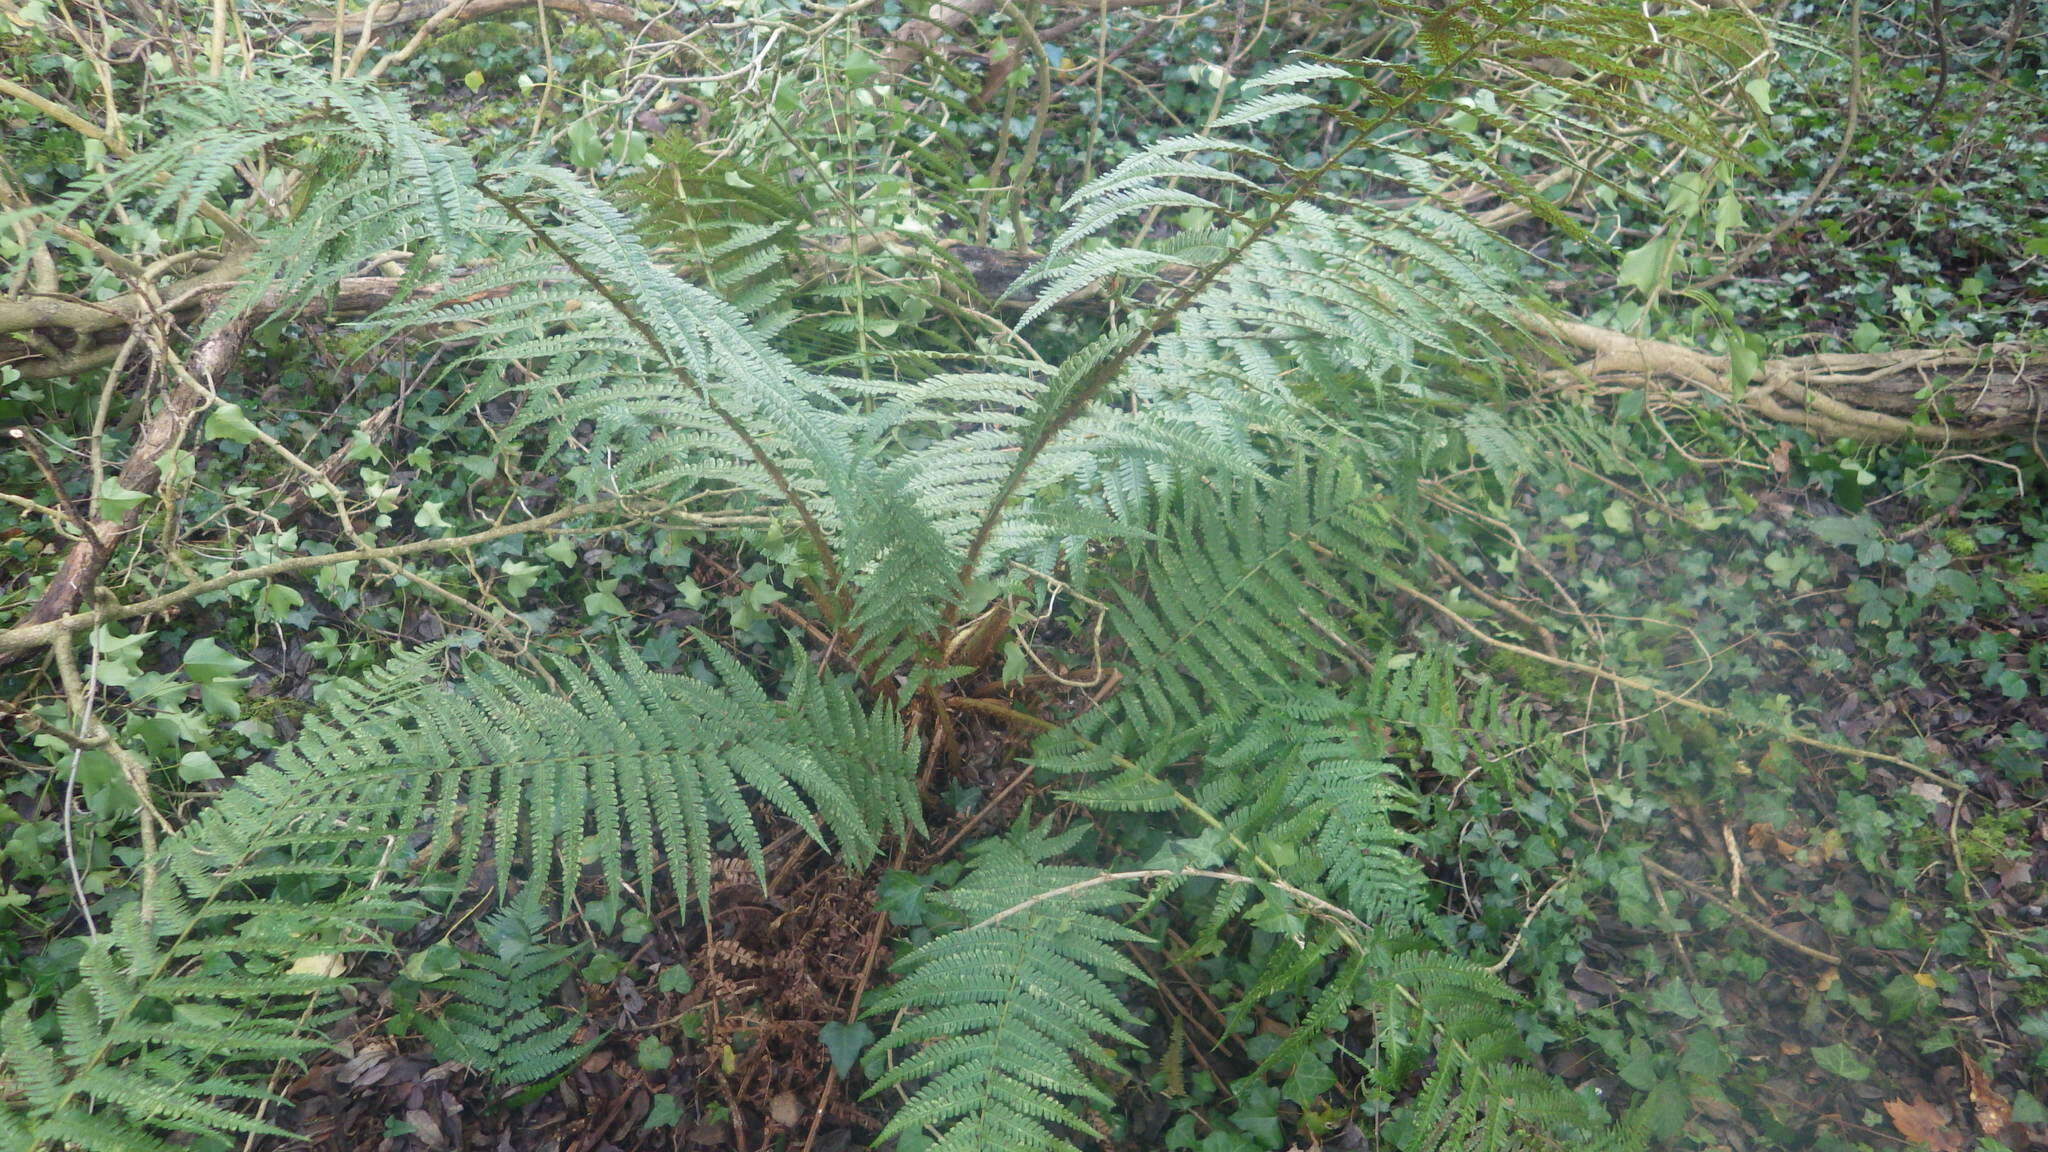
[867,823,1150,1152]
[0,641,916,1150]
[1083,457,1396,737]
[413,898,598,1086]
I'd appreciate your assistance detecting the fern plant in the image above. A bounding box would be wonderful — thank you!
[0,0,1775,1145]
[410,897,600,1089]
[0,643,917,1149]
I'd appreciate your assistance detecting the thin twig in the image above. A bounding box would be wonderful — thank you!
[0,499,737,654]
[1381,572,1964,790]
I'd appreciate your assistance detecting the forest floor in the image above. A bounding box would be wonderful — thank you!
[249,459,2048,1151]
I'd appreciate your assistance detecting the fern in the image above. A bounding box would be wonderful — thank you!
[620,134,805,331]
[1,0,1779,1141]
[0,644,917,1150]
[872,448,1629,1147]
[1056,456,1401,744]
[866,823,1150,1152]
[333,636,919,908]
[1360,943,1638,1152]
[0,652,440,1152]
[411,897,600,1087]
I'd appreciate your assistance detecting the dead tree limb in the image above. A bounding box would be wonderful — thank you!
[7,314,254,657]
[2,274,475,380]
[291,0,684,41]
[1531,316,2047,443]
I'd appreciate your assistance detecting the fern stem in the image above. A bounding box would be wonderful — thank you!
[971,867,1370,936]
[944,694,1056,731]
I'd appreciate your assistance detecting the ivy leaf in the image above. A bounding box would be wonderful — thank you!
[1743,76,1773,114]
[876,870,928,926]
[260,583,305,621]
[98,476,150,519]
[1280,1056,1336,1105]
[177,751,224,782]
[181,637,249,684]
[416,500,453,531]
[2012,1090,2048,1125]
[1616,234,1674,295]
[1810,1043,1873,1081]
[204,403,261,445]
[635,1036,675,1072]
[1713,189,1743,248]
[401,943,463,984]
[818,1020,873,1078]
[583,585,629,617]
[501,559,544,598]
[642,1093,683,1131]
[841,48,880,85]
[1728,338,1760,394]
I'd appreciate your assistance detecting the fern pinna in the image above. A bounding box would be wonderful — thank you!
[867,823,1151,1152]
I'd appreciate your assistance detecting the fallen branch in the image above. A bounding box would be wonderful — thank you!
[291,0,681,39]
[0,498,767,657]
[1532,316,2047,443]
[1380,569,1964,791]
[2,272,499,380]
[5,314,255,657]
[9,237,2043,454]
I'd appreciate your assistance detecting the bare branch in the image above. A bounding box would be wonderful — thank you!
[1531,315,2048,443]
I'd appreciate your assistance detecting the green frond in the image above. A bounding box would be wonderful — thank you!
[867,824,1150,1152]
[1080,456,1397,737]
[1362,944,1637,1152]
[412,898,599,1086]
[1,641,916,1150]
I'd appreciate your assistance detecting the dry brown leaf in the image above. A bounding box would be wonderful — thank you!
[1884,1097,1967,1152]
[1746,821,1801,859]
[1961,1055,2013,1137]
[405,1106,448,1150]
